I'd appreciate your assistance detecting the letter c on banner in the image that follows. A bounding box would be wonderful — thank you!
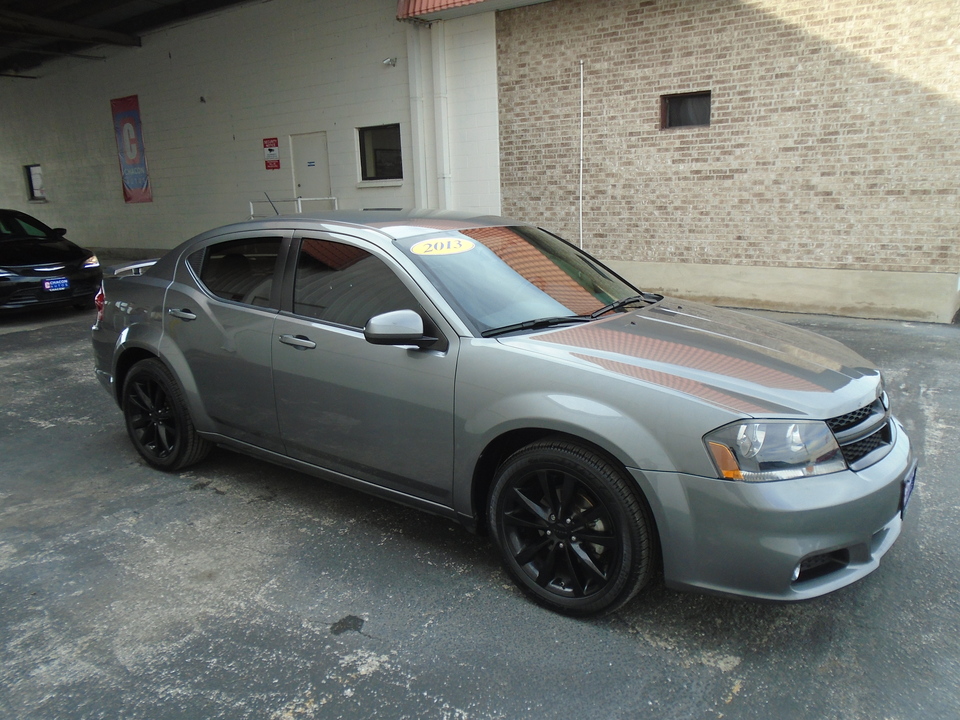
[122,122,139,162]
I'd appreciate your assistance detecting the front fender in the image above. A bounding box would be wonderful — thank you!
[452,339,736,519]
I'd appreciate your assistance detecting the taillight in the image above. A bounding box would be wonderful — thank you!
[94,284,106,323]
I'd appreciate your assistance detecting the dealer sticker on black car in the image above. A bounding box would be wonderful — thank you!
[43,277,70,292]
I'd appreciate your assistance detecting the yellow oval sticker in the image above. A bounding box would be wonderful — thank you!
[410,238,475,256]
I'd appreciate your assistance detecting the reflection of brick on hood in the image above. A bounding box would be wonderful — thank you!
[461,226,598,315]
[571,353,784,414]
[540,324,824,393]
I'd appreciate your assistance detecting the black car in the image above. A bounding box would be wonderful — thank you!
[0,209,102,311]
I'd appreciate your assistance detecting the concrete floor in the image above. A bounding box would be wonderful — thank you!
[1,304,958,719]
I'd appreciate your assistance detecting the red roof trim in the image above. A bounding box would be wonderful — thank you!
[397,0,488,20]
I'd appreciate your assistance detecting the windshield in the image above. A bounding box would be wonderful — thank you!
[396,225,642,335]
[0,212,53,240]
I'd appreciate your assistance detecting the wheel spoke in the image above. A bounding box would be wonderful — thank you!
[570,542,609,584]
[574,531,615,548]
[512,487,550,522]
[535,469,556,514]
[155,421,175,456]
[535,545,558,588]
[556,473,577,519]
[514,536,551,567]
[130,382,153,414]
[502,511,548,531]
[559,545,587,596]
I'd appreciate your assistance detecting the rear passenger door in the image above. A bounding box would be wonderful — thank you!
[161,232,288,451]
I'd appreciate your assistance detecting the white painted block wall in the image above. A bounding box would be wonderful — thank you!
[0,0,501,251]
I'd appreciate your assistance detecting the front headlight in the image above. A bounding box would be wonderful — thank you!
[704,420,847,482]
[0,267,17,278]
[83,255,101,269]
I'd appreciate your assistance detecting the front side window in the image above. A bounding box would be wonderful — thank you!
[293,237,417,328]
[188,237,281,307]
[358,124,402,181]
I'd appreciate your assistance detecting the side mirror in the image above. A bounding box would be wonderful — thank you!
[364,309,437,348]
[52,228,67,236]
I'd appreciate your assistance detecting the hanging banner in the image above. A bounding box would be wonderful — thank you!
[111,95,153,203]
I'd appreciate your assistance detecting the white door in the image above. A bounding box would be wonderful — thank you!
[290,131,333,210]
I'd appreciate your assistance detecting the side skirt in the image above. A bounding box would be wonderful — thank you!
[200,432,463,524]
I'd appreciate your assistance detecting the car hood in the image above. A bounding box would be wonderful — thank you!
[500,299,881,418]
[0,237,86,267]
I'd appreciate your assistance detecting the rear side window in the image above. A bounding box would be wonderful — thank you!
[188,237,282,307]
[292,237,417,328]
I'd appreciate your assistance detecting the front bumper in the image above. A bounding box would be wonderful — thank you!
[631,418,914,601]
[0,269,102,309]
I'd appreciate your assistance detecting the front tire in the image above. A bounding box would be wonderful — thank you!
[122,358,210,470]
[488,438,655,616]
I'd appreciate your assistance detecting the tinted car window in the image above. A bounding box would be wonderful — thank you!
[397,225,637,334]
[0,211,51,239]
[188,237,281,307]
[293,237,418,328]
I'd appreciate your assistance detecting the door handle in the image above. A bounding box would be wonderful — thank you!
[168,308,197,320]
[279,334,317,350]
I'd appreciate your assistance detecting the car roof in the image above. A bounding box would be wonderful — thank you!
[188,209,524,245]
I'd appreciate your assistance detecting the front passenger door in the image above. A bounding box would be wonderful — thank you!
[272,234,458,505]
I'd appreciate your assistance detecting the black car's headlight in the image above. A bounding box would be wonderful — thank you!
[83,255,101,269]
[0,267,18,278]
[705,420,847,482]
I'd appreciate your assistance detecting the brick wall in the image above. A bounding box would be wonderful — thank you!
[497,0,960,276]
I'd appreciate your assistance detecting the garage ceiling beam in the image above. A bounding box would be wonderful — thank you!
[0,9,141,47]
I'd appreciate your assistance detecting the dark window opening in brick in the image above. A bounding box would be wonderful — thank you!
[661,92,711,128]
[358,124,403,181]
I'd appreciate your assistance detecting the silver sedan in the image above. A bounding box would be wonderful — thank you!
[91,211,916,615]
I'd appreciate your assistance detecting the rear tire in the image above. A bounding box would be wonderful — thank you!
[122,358,210,470]
[488,438,655,616]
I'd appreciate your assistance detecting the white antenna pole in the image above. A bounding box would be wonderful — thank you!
[579,60,584,249]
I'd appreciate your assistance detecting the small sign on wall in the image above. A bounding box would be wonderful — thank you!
[263,138,280,170]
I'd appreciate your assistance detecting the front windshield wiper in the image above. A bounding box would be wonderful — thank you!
[590,291,663,319]
[481,315,591,338]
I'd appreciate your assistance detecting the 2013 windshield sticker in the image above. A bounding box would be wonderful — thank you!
[411,238,475,256]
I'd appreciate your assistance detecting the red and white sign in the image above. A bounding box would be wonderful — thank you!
[111,95,153,203]
[263,138,280,170]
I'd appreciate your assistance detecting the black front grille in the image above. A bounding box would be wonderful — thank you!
[827,395,893,470]
[826,404,873,434]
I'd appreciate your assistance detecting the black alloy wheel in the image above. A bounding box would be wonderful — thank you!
[489,438,655,616]
[122,358,210,470]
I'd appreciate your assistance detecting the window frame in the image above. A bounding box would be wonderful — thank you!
[24,164,46,202]
[660,91,712,129]
[279,232,449,351]
[357,123,403,183]
[185,234,285,310]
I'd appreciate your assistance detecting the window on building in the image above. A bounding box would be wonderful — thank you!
[24,164,45,201]
[661,92,711,129]
[358,124,403,181]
